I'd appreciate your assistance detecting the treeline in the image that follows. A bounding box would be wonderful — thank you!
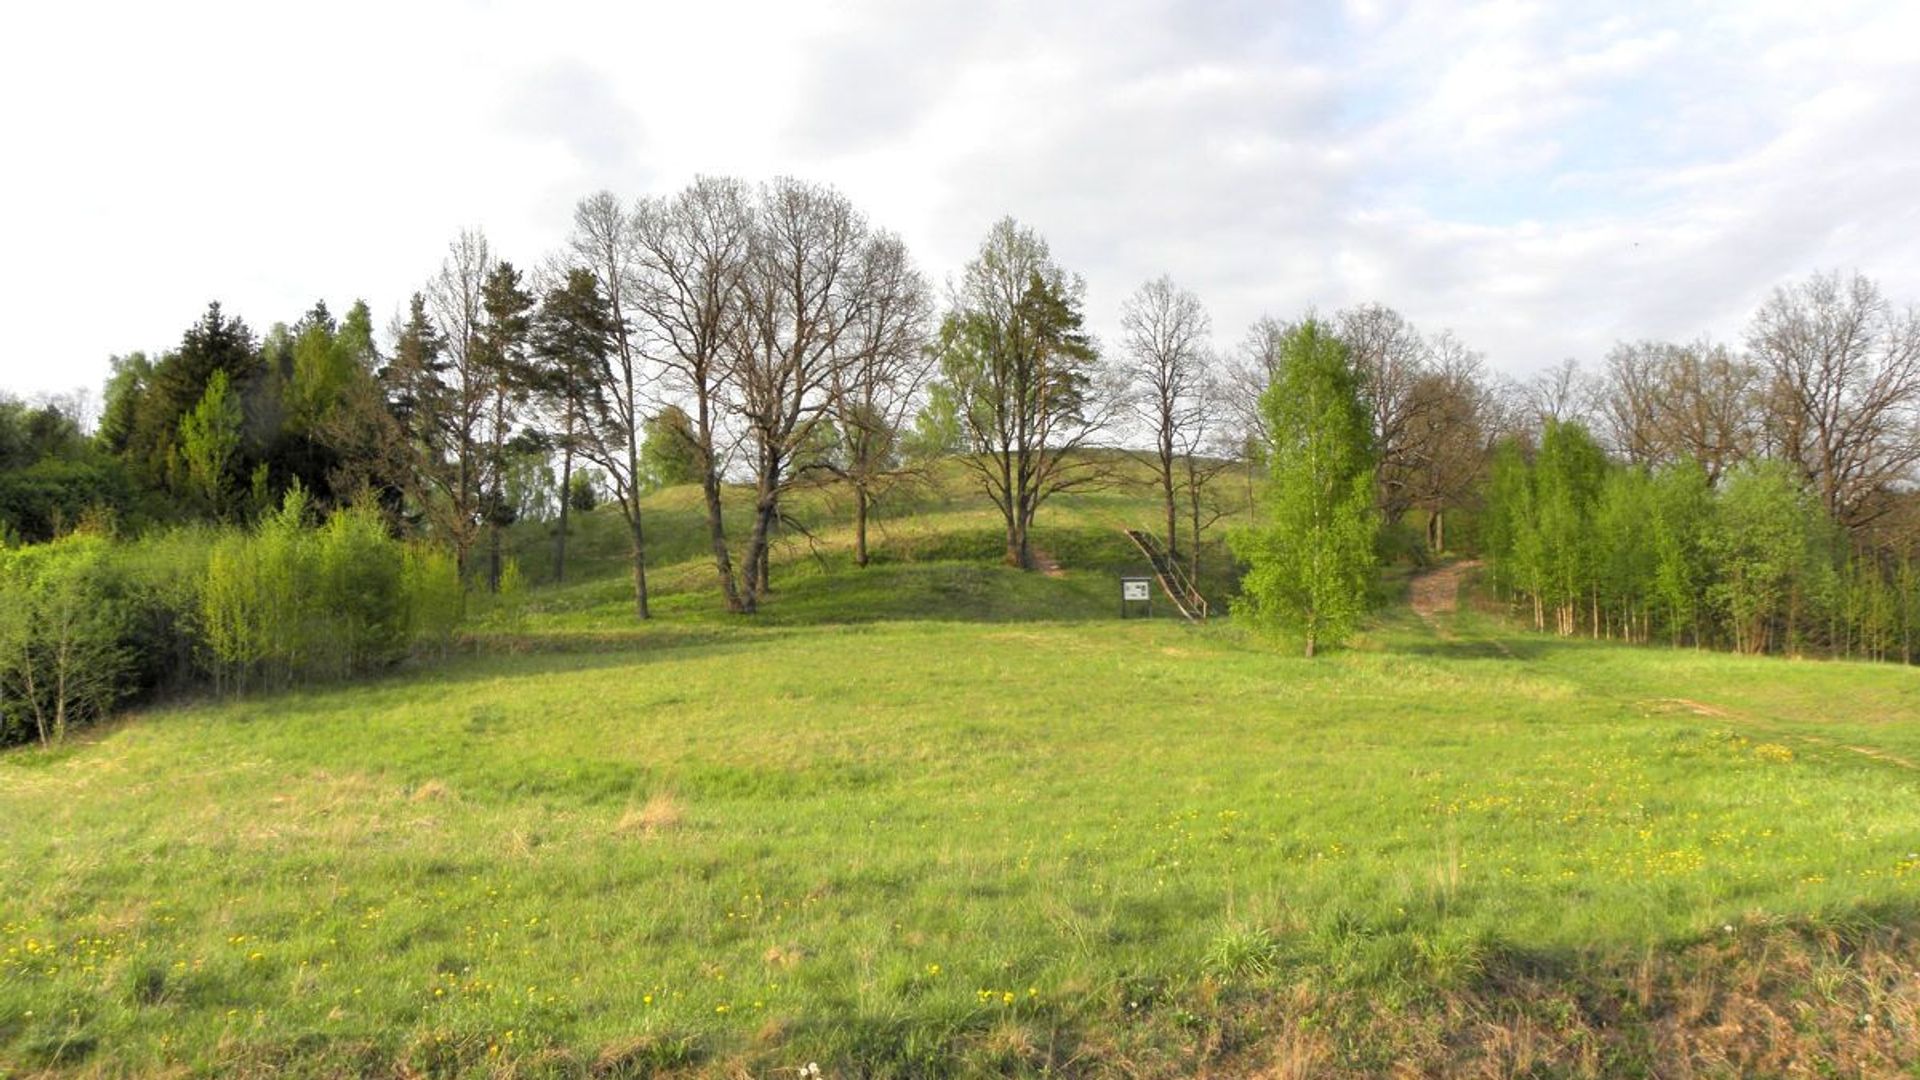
[6,174,1508,628]
[0,490,467,747]
[1483,425,1915,656]
[5,171,1918,682]
[1481,272,1920,659]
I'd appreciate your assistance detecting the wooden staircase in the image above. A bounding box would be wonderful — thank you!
[1122,529,1208,622]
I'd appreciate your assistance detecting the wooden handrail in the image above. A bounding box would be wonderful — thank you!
[1122,529,1208,621]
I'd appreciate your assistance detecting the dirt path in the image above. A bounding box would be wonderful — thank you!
[1402,563,1913,773]
[1031,549,1067,579]
[1409,559,1480,622]
[1651,698,1919,772]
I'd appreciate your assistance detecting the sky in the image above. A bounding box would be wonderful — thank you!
[3,0,1918,404]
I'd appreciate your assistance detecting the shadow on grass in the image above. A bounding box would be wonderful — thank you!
[1395,635,1558,662]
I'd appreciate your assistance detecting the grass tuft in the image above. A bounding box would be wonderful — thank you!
[617,792,686,838]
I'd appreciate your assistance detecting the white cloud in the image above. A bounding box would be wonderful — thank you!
[1,0,1916,402]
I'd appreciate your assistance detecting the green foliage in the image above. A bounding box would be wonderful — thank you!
[0,536,135,745]
[1593,465,1655,636]
[1203,924,1280,981]
[566,469,599,514]
[1229,318,1378,656]
[403,543,464,655]
[1534,422,1608,633]
[200,488,465,689]
[1708,460,1835,654]
[640,406,701,489]
[0,394,129,542]
[491,556,528,633]
[177,370,243,520]
[904,380,967,460]
[123,303,260,494]
[1482,442,1870,655]
[0,454,130,544]
[937,218,1106,568]
[1647,460,1714,644]
[317,505,412,675]
[95,352,153,455]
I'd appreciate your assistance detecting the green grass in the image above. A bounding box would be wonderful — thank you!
[3,471,1919,1076]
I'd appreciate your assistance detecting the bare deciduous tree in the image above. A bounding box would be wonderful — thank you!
[1173,366,1239,588]
[567,192,653,618]
[1749,270,1920,529]
[1120,275,1212,558]
[1400,334,1496,552]
[1337,303,1430,522]
[829,231,934,567]
[1223,315,1288,453]
[1595,339,1760,484]
[1522,357,1593,431]
[633,177,756,612]
[725,178,870,610]
[424,229,496,577]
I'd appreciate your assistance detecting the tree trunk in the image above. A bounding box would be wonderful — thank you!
[854,486,870,568]
[701,468,743,613]
[1187,492,1203,594]
[1011,497,1036,571]
[1161,439,1177,562]
[742,497,778,612]
[629,513,650,620]
[554,436,572,585]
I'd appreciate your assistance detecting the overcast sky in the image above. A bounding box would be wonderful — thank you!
[3,0,1917,403]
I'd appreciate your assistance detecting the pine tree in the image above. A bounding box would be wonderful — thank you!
[478,262,535,592]
[530,269,614,584]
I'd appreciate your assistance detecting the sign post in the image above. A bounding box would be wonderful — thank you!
[1121,576,1152,618]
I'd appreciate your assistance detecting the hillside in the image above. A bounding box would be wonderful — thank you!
[496,457,1253,630]
[2,473,1918,1077]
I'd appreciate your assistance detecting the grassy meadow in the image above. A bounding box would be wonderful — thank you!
[3,467,1919,1077]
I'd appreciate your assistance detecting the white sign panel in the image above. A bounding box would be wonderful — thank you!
[1122,579,1151,602]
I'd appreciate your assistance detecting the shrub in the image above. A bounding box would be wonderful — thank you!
[202,488,466,689]
[0,536,136,745]
[315,505,409,677]
[403,544,464,657]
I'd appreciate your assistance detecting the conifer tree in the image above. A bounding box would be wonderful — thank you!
[530,268,614,584]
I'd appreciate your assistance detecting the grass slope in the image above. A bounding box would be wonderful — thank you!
[3,475,1918,1077]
